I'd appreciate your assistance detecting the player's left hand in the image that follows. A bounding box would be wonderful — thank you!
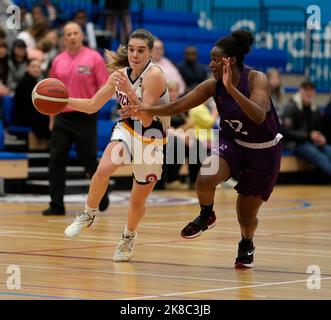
[119,105,148,118]
[222,57,233,91]
[118,106,132,119]
[113,71,132,94]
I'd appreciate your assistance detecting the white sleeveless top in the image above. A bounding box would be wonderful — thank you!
[115,61,170,131]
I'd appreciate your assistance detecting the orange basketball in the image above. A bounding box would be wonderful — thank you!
[32,78,69,115]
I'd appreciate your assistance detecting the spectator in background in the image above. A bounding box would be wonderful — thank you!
[17,18,50,51]
[42,21,110,216]
[320,98,331,144]
[152,38,186,96]
[19,6,31,32]
[321,99,331,144]
[188,98,218,152]
[43,0,59,27]
[0,38,10,97]
[165,81,192,190]
[43,29,60,74]
[267,68,286,117]
[24,3,60,28]
[281,80,331,179]
[12,59,50,148]
[73,9,88,29]
[31,5,48,24]
[104,0,132,44]
[7,39,29,92]
[73,9,97,49]
[186,98,218,189]
[165,81,217,190]
[28,38,53,72]
[177,46,208,92]
[0,27,6,41]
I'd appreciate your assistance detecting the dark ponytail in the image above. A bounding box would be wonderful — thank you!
[232,29,254,55]
[215,29,254,69]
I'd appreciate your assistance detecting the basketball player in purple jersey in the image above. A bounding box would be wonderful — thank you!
[120,29,282,268]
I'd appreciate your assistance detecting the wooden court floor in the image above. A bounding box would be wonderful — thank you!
[0,185,330,300]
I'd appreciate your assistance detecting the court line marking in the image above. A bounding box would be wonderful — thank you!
[0,281,150,297]
[0,291,91,300]
[0,262,263,285]
[144,243,331,259]
[3,208,331,230]
[119,276,331,300]
[182,241,331,255]
[0,229,123,240]
[1,227,331,257]
[0,233,119,244]
[1,232,330,258]
[0,231,17,235]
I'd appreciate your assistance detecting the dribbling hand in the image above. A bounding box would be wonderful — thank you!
[118,105,148,119]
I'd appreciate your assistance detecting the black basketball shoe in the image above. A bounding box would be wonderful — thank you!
[181,212,216,239]
[235,238,255,268]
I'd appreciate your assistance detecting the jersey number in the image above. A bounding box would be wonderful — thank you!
[224,120,248,135]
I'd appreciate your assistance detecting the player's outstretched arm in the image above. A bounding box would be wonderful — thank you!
[66,73,117,114]
[139,79,216,117]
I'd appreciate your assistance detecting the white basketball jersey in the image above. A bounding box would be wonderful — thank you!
[115,61,170,130]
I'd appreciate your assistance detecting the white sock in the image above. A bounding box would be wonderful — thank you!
[124,225,135,237]
[84,205,97,216]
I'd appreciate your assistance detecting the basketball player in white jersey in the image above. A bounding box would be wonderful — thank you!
[63,29,170,261]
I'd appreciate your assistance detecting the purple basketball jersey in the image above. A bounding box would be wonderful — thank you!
[211,66,282,201]
[214,66,280,143]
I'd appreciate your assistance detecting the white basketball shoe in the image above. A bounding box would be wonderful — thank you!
[113,232,137,262]
[64,212,95,239]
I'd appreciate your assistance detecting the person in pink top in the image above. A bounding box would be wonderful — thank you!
[42,22,110,216]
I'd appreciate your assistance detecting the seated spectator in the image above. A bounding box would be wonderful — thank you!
[31,5,48,24]
[188,98,218,151]
[281,80,331,179]
[166,81,214,190]
[43,1,59,27]
[0,38,10,96]
[42,29,60,74]
[18,6,31,31]
[267,68,286,117]
[25,3,60,28]
[28,38,53,72]
[7,39,29,92]
[17,18,50,51]
[0,27,6,40]
[152,38,186,95]
[186,98,218,189]
[165,81,192,190]
[12,59,50,148]
[321,99,331,144]
[177,46,208,92]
